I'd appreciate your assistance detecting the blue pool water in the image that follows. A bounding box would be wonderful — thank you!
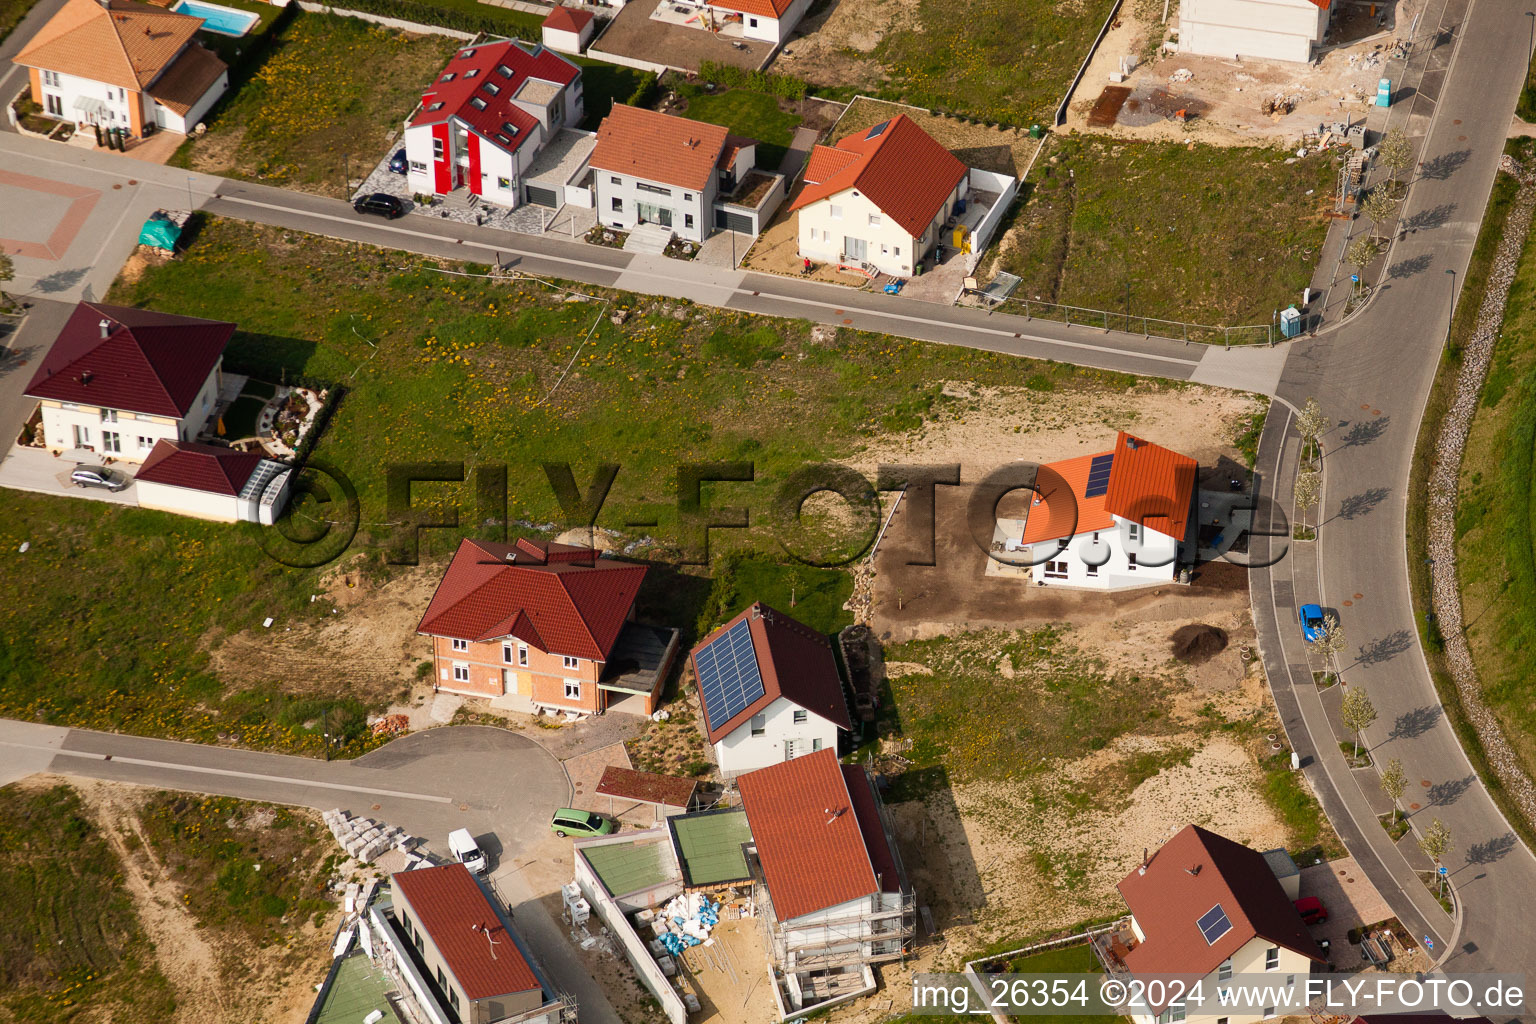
[172,0,259,36]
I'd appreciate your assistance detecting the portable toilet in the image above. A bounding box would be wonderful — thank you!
[1280,306,1302,339]
[1376,78,1392,107]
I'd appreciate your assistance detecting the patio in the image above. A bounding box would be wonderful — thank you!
[588,0,773,73]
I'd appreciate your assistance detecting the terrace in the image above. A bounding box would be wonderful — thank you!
[588,0,771,73]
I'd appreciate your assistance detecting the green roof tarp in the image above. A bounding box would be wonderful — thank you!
[138,216,180,251]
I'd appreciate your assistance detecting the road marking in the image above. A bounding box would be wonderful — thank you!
[0,741,453,803]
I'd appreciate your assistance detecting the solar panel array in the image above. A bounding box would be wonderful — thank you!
[1197,904,1232,945]
[866,120,890,140]
[695,619,766,732]
[1084,453,1115,497]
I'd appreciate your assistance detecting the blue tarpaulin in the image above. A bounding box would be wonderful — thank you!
[138,214,181,251]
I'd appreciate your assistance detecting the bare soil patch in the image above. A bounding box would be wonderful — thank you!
[771,0,916,90]
[1171,623,1229,665]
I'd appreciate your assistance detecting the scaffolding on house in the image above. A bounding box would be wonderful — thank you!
[752,876,917,973]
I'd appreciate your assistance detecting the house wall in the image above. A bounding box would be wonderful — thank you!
[370,906,454,1024]
[540,25,588,54]
[724,0,811,42]
[1126,931,1314,1024]
[135,480,242,522]
[391,892,543,1024]
[39,363,218,460]
[27,66,142,132]
[1025,514,1181,590]
[430,633,605,712]
[154,69,229,133]
[715,695,840,778]
[1178,0,1327,62]
[796,176,968,277]
[594,167,716,242]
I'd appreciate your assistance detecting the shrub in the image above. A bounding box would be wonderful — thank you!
[697,61,806,101]
[626,72,660,110]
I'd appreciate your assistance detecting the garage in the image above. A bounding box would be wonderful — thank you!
[526,183,560,208]
[714,209,754,234]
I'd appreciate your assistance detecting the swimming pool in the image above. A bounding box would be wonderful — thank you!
[172,0,259,36]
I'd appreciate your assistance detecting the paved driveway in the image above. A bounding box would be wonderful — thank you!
[0,443,138,504]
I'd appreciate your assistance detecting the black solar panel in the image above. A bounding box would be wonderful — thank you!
[1197,904,1232,945]
[866,120,890,140]
[1084,453,1115,498]
[695,619,766,732]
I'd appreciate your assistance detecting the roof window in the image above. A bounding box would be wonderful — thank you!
[427,101,444,111]
[495,64,513,79]
[465,68,480,78]
[440,72,456,82]
[866,120,890,140]
[501,122,519,136]
[482,81,500,95]
[459,48,476,58]
[470,96,487,110]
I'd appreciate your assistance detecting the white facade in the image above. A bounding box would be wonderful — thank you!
[1125,931,1314,1024]
[774,891,909,968]
[723,0,813,43]
[541,22,593,54]
[32,64,226,136]
[136,461,292,525]
[1177,0,1329,63]
[796,176,967,277]
[38,362,220,462]
[153,70,228,133]
[1024,514,1181,590]
[596,168,718,243]
[715,696,840,778]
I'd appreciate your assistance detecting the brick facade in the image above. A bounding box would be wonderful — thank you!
[431,634,605,712]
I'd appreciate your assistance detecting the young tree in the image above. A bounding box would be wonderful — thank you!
[1294,471,1321,528]
[1361,187,1400,235]
[1294,397,1330,465]
[1346,236,1384,291]
[1340,687,1378,759]
[1379,128,1413,185]
[784,566,805,608]
[0,252,13,310]
[1380,757,1407,825]
[1419,818,1455,896]
[1314,613,1347,665]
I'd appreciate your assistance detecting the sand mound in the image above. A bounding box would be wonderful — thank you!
[1171,624,1229,665]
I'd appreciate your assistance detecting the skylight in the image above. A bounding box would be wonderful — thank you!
[482,81,500,95]
[1197,904,1232,945]
[427,101,444,111]
[495,64,513,79]
[440,72,456,82]
[459,48,476,58]
[500,122,519,136]
[866,120,890,140]
[470,96,487,110]
[466,68,480,78]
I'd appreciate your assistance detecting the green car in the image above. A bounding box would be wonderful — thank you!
[550,808,615,838]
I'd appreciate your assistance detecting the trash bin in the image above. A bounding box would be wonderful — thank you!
[1029,124,1043,138]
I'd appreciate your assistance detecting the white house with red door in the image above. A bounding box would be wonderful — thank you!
[403,39,583,209]
[1177,0,1330,62]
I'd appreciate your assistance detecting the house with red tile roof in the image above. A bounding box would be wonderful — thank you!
[540,5,595,53]
[998,431,1197,589]
[689,603,852,778]
[590,103,759,243]
[790,114,970,278]
[1178,0,1330,63]
[736,749,914,998]
[375,863,571,1024]
[133,439,291,524]
[1103,825,1324,1023]
[403,39,583,210]
[417,537,680,716]
[25,301,234,462]
[12,0,229,138]
[698,0,813,44]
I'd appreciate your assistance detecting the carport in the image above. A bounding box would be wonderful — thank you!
[596,766,698,825]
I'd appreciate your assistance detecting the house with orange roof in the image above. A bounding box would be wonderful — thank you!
[416,537,680,717]
[790,114,975,278]
[590,103,761,243]
[700,0,813,44]
[12,0,228,138]
[1178,0,1331,63]
[999,431,1197,589]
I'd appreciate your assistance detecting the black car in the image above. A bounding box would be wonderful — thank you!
[353,193,407,219]
[388,148,408,174]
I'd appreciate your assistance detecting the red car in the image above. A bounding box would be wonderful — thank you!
[1295,897,1328,924]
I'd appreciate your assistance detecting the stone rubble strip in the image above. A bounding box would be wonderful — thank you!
[1426,156,1536,825]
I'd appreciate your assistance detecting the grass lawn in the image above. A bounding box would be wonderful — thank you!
[872,0,1118,126]
[982,137,1338,329]
[189,0,285,69]
[171,12,459,196]
[220,394,266,440]
[1455,149,1536,791]
[0,0,40,44]
[672,83,801,169]
[576,57,652,130]
[0,785,175,1023]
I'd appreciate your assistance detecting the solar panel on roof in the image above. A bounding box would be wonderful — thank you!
[866,120,890,140]
[1084,453,1115,497]
[695,619,765,732]
[1197,904,1232,945]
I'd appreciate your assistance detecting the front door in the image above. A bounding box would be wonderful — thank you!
[72,425,90,448]
[501,669,517,695]
[844,236,867,262]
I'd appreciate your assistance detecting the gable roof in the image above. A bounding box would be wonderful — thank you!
[1020,431,1196,545]
[409,39,579,157]
[590,104,734,192]
[597,766,697,809]
[416,537,647,661]
[146,41,226,115]
[134,439,263,495]
[789,114,967,238]
[541,5,593,32]
[689,603,852,744]
[25,301,233,418]
[14,0,205,91]
[737,750,896,921]
[707,0,798,19]
[391,864,541,1002]
[1118,825,1324,988]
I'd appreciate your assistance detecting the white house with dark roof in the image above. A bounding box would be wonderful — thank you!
[133,439,291,524]
[688,603,851,778]
[1177,0,1331,63]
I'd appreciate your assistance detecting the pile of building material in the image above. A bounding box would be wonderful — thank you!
[1168,68,1194,84]
[650,893,721,953]
[324,809,424,867]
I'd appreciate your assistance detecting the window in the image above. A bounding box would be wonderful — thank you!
[138,436,154,449]
[750,714,766,737]
[470,96,487,110]
[436,967,448,990]
[100,409,117,423]
[398,909,411,935]
[893,245,901,256]
[46,94,62,116]
[1043,560,1069,579]
[564,680,582,700]
[459,48,477,57]
[432,138,444,159]
[1127,522,1140,542]
[829,204,843,220]
[869,213,881,226]
[503,644,514,664]
[684,213,694,229]
[497,176,511,189]
[1265,947,1280,971]
[482,80,500,95]
[611,197,623,211]
[451,638,469,652]
[1086,561,1098,577]
[414,933,424,953]
[518,644,529,667]
[1218,959,1232,982]
[562,655,579,669]
[748,15,757,25]
[43,70,60,86]
[683,193,693,202]
[1217,1019,1229,1024]
[610,176,621,184]
[793,710,808,724]
[812,738,822,751]
[453,664,470,683]
[101,431,120,453]
[449,989,459,1010]
[1127,553,1138,571]
[637,182,672,196]
[495,64,513,78]
[409,160,427,172]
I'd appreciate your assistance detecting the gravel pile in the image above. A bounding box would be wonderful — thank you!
[1426,158,1536,823]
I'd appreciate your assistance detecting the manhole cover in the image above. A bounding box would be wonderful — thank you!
[842,319,852,325]
[371,804,382,811]
[1354,592,1364,599]
[1421,779,1432,787]
[460,803,469,811]
[1343,600,1353,607]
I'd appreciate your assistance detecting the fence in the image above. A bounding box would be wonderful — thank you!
[294,1,475,38]
[965,168,1022,275]
[1054,0,1125,127]
[990,296,1276,346]
[960,920,1128,1024]
[573,838,689,1024]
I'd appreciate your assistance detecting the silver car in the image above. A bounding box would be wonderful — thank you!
[71,466,127,491]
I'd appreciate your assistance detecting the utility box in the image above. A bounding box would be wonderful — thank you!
[1376,78,1392,107]
[1280,306,1302,339]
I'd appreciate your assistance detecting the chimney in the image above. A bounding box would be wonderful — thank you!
[80,370,93,386]
[99,318,111,339]
[1138,847,1148,876]
[1185,864,1202,877]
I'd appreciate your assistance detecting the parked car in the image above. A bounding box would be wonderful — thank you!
[353,193,407,219]
[71,466,127,491]
[1299,603,1326,643]
[388,148,408,174]
[448,827,488,874]
[549,808,614,838]
[1295,896,1328,924]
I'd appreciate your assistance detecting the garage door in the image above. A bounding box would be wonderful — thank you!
[526,184,559,208]
[714,209,754,234]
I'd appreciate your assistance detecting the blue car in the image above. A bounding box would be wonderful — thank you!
[388,148,408,174]
[1300,604,1326,642]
